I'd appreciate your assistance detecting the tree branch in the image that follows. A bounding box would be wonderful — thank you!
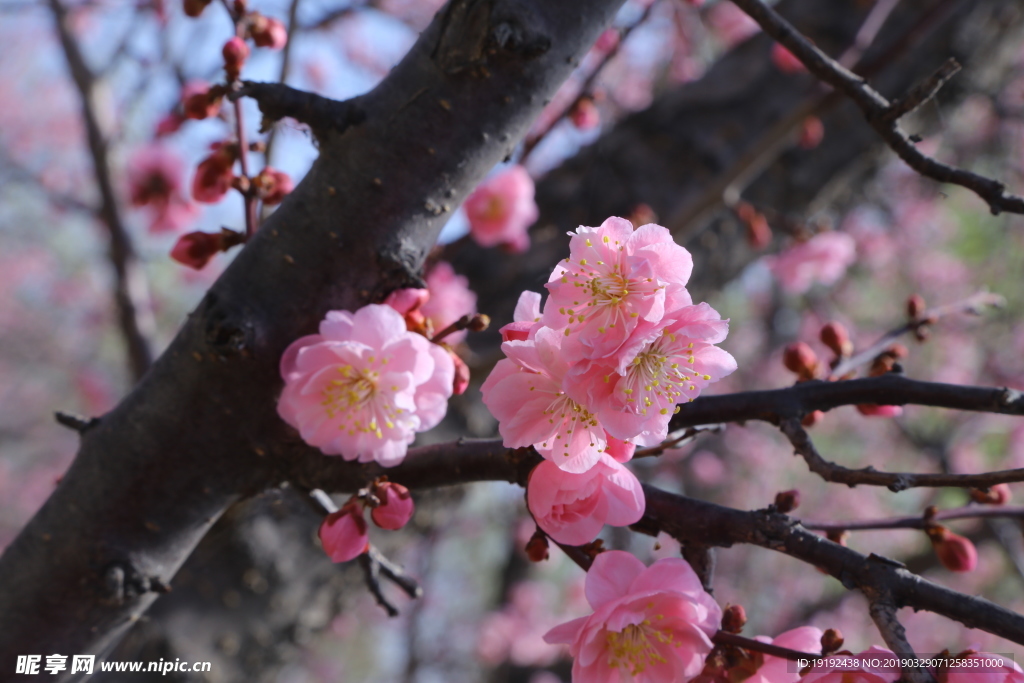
[235,81,365,137]
[729,0,1024,216]
[867,596,935,683]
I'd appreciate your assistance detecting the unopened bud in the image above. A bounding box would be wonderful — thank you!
[885,343,908,359]
[318,499,368,563]
[370,480,414,530]
[525,529,549,562]
[222,37,250,80]
[856,404,903,418]
[252,167,293,205]
[721,604,747,633]
[467,314,490,332]
[183,0,212,17]
[926,525,978,572]
[182,84,224,120]
[774,489,800,513]
[825,529,848,546]
[783,342,818,381]
[569,97,600,130]
[249,13,288,50]
[969,483,1011,506]
[802,410,823,427]
[821,628,844,654]
[799,116,824,149]
[907,294,926,320]
[819,321,853,358]
[914,326,931,343]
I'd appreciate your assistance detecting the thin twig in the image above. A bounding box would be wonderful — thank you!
[830,291,1004,378]
[802,504,1024,532]
[867,597,935,683]
[730,0,1024,215]
[633,424,724,458]
[781,419,1024,491]
[712,631,820,662]
[262,0,301,169]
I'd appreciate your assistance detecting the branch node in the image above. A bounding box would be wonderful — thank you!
[881,58,961,123]
[236,82,365,137]
[54,411,100,434]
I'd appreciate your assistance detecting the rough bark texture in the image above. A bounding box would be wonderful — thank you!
[0,0,629,673]
[71,0,1024,679]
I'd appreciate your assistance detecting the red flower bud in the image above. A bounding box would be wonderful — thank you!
[802,410,824,427]
[774,489,800,513]
[783,342,818,381]
[799,115,825,149]
[907,293,926,320]
[819,321,853,358]
[222,37,250,80]
[856,404,903,418]
[170,228,244,270]
[525,529,549,562]
[319,500,368,563]
[192,144,236,203]
[820,628,844,654]
[370,481,414,530]
[721,604,747,633]
[183,0,212,17]
[569,97,600,130]
[969,483,1011,506]
[927,525,978,572]
[252,167,293,205]
[182,84,223,121]
[250,13,288,49]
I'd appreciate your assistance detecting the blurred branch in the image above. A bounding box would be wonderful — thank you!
[48,0,155,382]
[262,0,302,168]
[730,0,1024,215]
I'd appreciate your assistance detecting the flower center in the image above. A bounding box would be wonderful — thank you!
[605,621,672,676]
[321,364,400,439]
[619,336,712,413]
[540,393,600,459]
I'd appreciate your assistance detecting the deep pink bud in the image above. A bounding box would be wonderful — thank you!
[821,628,844,654]
[222,37,250,80]
[820,321,853,358]
[721,604,746,633]
[907,293,926,320]
[183,0,212,17]
[450,350,470,396]
[802,410,824,427]
[927,525,978,572]
[370,481,414,530]
[253,167,293,205]
[525,529,549,562]
[771,42,806,74]
[170,232,222,270]
[856,404,903,418]
[970,484,1011,506]
[250,14,288,49]
[800,115,825,149]
[569,97,600,130]
[783,342,818,381]
[774,489,800,513]
[182,83,223,120]
[319,500,369,562]
[192,144,236,203]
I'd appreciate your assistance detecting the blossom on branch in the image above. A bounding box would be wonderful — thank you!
[127,144,198,233]
[319,499,369,563]
[277,304,454,466]
[464,165,538,253]
[765,231,856,294]
[544,550,721,682]
[527,455,644,545]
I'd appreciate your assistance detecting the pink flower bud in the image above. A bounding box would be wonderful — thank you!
[927,525,978,572]
[820,321,853,358]
[170,228,243,270]
[970,483,1011,506]
[783,342,818,380]
[370,481,414,530]
[771,42,806,74]
[222,37,250,80]
[774,489,800,513]
[856,404,903,418]
[253,167,293,205]
[319,500,369,563]
[250,14,288,49]
[907,293,926,320]
[593,28,620,54]
[800,115,825,149]
[821,628,844,654]
[525,529,549,562]
[183,0,212,17]
[384,288,430,316]
[192,144,236,203]
[450,350,470,396]
[569,97,600,130]
[802,410,824,427]
[721,604,746,633]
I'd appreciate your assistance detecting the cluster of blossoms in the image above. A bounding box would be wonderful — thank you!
[481,217,736,545]
[543,552,1023,683]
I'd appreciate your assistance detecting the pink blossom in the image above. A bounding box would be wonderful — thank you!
[801,646,900,683]
[127,145,198,233]
[478,581,562,667]
[420,261,477,344]
[765,232,856,294]
[319,501,368,562]
[544,216,693,364]
[192,143,236,204]
[170,231,222,270]
[481,326,607,473]
[943,652,1024,683]
[253,167,293,205]
[277,304,454,467]
[747,626,823,683]
[544,550,721,681]
[370,480,414,530]
[574,303,736,446]
[527,454,644,545]
[464,165,538,253]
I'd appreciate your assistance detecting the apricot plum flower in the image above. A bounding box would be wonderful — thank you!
[277,304,453,466]
[544,550,721,682]
[543,216,693,364]
[527,455,644,545]
[464,165,538,252]
[765,231,856,294]
[420,261,477,343]
[481,326,607,473]
[746,626,823,683]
